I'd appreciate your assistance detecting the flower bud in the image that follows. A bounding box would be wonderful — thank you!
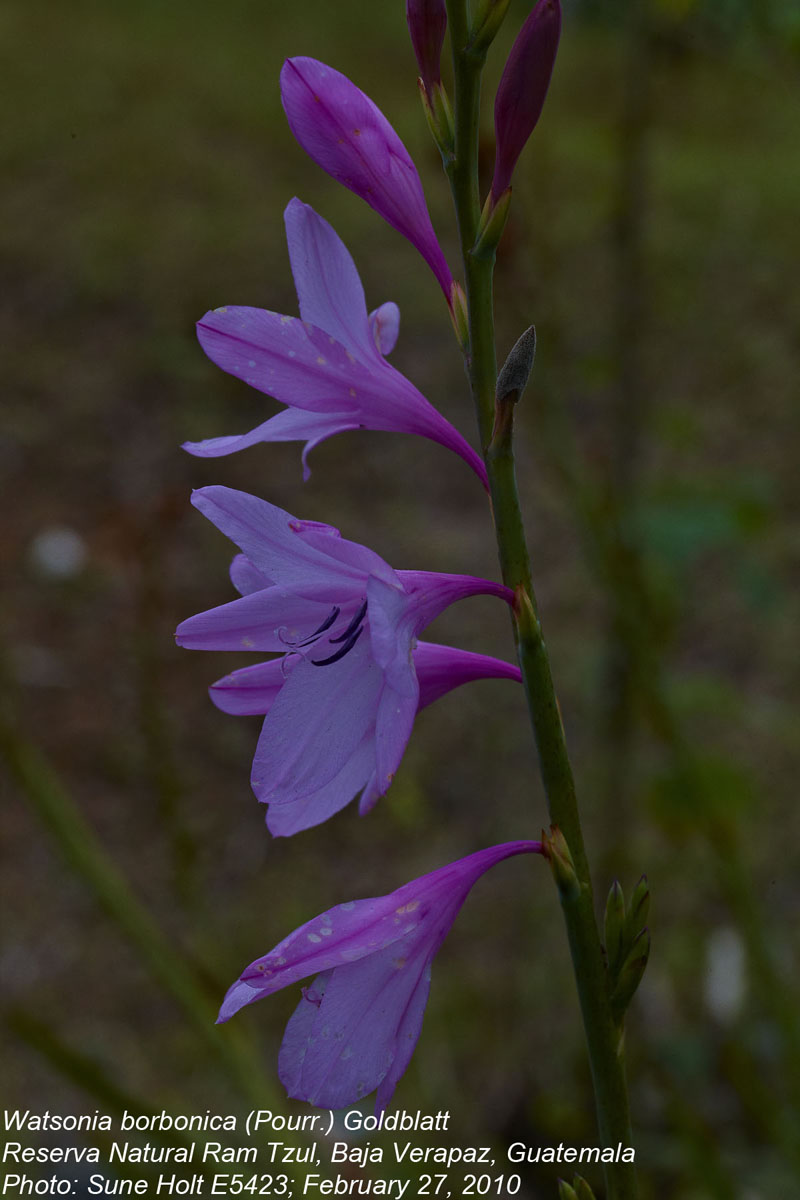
[406,0,447,98]
[626,874,650,947]
[604,879,626,978]
[280,57,453,300]
[496,325,537,405]
[491,0,562,202]
[573,1177,598,1200]
[557,1182,578,1200]
[611,927,651,1023]
[471,0,513,53]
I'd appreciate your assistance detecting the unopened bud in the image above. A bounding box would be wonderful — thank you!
[406,0,448,98]
[557,1182,578,1200]
[473,186,512,259]
[573,1176,598,1200]
[418,78,455,161]
[626,874,650,942]
[496,325,537,404]
[491,0,562,202]
[611,928,651,1023]
[471,0,513,52]
[604,879,626,979]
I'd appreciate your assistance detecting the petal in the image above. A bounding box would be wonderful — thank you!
[176,588,339,653]
[230,554,272,596]
[197,305,373,415]
[185,408,362,481]
[279,936,432,1109]
[265,733,376,837]
[210,658,288,716]
[369,302,400,356]
[366,574,417,692]
[374,959,432,1113]
[284,198,377,363]
[374,680,419,797]
[280,57,453,298]
[251,634,383,804]
[190,486,367,594]
[413,642,522,710]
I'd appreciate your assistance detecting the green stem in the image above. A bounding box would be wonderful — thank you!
[445,5,637,1196]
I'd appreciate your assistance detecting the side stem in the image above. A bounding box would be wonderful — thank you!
[445,6,637,1196]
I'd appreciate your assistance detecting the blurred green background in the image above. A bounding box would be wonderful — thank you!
[2,0,799,1197]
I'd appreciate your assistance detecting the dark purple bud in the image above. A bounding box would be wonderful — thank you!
[491,0,561,201]
[406,0,447,97]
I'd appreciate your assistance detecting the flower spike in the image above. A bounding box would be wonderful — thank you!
[491,0,562,203]
[218,842,543,1111]
[280,57,453,300]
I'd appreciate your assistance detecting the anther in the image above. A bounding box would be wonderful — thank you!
[329,599,368,644]
[311,624,365,666]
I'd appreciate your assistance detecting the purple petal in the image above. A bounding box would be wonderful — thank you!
[374,958,432,1113]
[280,57,453,299]
[414,641,522,709]
[210,658,288,716]
[284,198,377,363]
[190,487,368,594]
[369,302,400,356]
[196,305,368,414]
[185,409,362,482]
[279,936,431,1108]
[367,574,419,694]
[374,681,419,796]
[176,587,340,653]
[230,554,272,595]
[265,733,376,837]
[250,635,383,805]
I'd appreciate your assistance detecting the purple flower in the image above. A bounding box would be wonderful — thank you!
[280,57,453,301]
[406,0,447,98]
[218,841,543,1110]
[184,200,485,487]
[491,0,562,202]
[176,487,514,834]
[209,642,521,836]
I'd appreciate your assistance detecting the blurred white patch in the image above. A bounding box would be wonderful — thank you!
[29,527,87,578]
[705,926,746,1023]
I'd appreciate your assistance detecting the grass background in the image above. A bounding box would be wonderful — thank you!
[2,1,799,1196]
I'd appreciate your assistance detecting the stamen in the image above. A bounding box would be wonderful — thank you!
[277,605,341,649]
[329,599,368,644]
[311,624,365,666]
[303,605,341,642]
